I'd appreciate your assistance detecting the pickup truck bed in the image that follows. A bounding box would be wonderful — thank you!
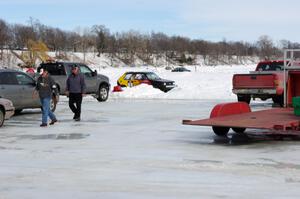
[233,73,277,88]
[232,61,286,106]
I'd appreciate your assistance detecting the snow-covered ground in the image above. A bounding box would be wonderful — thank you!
[96,64,256,100]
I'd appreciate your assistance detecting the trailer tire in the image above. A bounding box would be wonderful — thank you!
[212,126,230,136]
[237,95,251,104]
[232,127,246,133]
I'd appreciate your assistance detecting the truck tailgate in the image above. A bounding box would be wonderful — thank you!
[233,74,276,88]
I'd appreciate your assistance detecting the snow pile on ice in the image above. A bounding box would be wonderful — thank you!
[97,64,256,100]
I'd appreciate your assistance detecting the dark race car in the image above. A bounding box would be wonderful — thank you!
[117,71,175,92]
[171,67,191,72]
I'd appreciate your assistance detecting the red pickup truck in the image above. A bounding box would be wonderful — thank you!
[232,60,300,106]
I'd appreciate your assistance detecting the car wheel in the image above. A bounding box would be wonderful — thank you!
[14,109,23,115]
[0,108,4,127]
[50,95,58,112]
[97,84,109,102]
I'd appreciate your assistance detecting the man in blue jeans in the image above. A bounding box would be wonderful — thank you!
[34,68,58,127]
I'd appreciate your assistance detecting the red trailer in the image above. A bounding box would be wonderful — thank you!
[183,50,300,138]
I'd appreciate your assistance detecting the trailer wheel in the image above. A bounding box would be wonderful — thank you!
[237,95,251,104]
[212,126,230,136]
[232,127,246,133]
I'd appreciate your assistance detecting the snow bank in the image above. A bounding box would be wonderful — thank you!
[97,65,256,100]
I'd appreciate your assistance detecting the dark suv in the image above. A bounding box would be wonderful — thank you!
[38,62,110,101]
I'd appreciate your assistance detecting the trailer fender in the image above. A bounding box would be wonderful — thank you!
[210,102,251,118]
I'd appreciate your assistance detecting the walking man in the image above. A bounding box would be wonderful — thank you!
[65,65,86,121]
[34,68,58,127]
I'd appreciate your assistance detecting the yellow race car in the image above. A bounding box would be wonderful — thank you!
[117,72,151,87]
[117,72,175,92]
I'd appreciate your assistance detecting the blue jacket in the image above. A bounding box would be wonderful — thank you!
[66,73,86,94]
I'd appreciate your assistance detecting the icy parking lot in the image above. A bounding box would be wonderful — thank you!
[1,97,300,199]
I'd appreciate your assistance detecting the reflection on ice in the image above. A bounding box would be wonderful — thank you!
[18,133,90,140]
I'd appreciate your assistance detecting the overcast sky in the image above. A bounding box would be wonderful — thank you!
[1,0,300,42]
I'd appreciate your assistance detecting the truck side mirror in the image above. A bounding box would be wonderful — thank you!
[92,70,97,76]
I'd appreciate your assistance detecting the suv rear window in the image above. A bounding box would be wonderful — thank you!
[39,63,66,75]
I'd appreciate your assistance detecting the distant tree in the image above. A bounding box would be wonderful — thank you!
[192,40,210,63]
[256,35,275,60]
[0,19,9,60]
[150,32,171,53]
[116,30,146,64]
[186,56,194,64]
[64,32,81,52]
[76,27,94,62]
[170,36,190,53]
[92,25,110,56]
[10,24,37,49]
[3,18,300,66]
[178,53,187,63]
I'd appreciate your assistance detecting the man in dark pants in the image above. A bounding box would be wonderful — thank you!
[65,65,86,121]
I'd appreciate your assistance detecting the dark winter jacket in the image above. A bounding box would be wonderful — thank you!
[66,73,86,94]
[36,75,56,98]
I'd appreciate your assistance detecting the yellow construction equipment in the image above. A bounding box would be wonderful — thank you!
[11,39,54,68]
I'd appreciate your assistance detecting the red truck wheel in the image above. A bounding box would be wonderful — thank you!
[272,95,283,107]
[237,95,251,104]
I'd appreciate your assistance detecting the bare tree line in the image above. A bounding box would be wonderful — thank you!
[1,18,300,66]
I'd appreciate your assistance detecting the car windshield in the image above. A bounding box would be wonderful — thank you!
[146,72,160,80]
[124,73,133,80]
